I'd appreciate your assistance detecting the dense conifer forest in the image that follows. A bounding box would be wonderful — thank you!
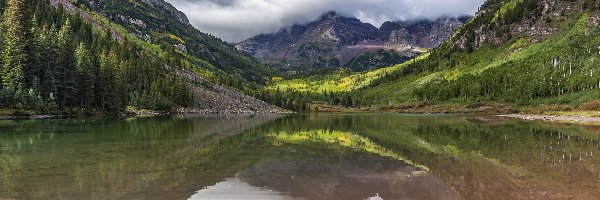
[0,0,191,114]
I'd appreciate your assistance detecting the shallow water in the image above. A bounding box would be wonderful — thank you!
[1,114,599,200]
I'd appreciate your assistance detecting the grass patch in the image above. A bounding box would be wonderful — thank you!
[267,54,429,94]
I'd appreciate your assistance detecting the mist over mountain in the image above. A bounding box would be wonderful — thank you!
[236,12,469,71]
[165,0,484,42]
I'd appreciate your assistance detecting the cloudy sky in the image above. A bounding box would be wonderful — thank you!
[165,0,485,42]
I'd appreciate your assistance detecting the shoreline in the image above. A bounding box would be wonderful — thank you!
[3,108,600,125]
[499,114,600,124]
[0,110,290,120]
[310,102,600,124]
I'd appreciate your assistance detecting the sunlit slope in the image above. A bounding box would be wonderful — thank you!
[266,0,600,108]
[266,54,428,94]
[68,0,269,87]
[351,0,600,106]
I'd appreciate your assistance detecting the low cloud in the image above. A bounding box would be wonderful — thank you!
[165,0,485,42]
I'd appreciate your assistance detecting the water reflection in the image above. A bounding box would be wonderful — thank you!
[189,178,296,200]
[0,114,599,200]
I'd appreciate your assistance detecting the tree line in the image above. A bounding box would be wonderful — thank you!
[0,0,190,114]
[256,88,356,111]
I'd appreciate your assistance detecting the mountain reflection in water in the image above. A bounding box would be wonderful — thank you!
[0,114,599,200]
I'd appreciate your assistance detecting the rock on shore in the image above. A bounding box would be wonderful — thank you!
[176,68,283,115]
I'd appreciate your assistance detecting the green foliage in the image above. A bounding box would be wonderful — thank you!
[0,0,191,113]
[275,1,600,110]
[1,0,27,100]
[266,55,425,95]
[583,0,600,11]
[354,12,600,107]
[256,89,310,111]
[346,49,412,72]
[493,0,540,24]
[75,0,270,88]
[74,42,94,108]
[413,14,600,105]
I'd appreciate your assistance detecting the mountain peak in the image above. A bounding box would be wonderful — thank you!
[320,11,339,20]
[237,14,465,70]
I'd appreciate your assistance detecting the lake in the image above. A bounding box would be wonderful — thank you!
[1,114,599,200]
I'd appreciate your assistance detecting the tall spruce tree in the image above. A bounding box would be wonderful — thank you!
[99,50,117,111]
[27,14,42,88]
[1,0,27,101]
[40,25,58,101]
[74,42,95,108]
[56,19,78,108]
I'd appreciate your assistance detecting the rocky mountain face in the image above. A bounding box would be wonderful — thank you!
[346,49,412,72]
[236,12,380,69]
[140,0,190,25]
[452,0,599,51]
[236,12,469,71]
[353,0,600,106]
[381,17,470,49]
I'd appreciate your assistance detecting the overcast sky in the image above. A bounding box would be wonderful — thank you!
[165,0,485,42]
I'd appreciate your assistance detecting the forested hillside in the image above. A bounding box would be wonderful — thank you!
[0,0,279,115]
[72,0,269,87]
[260,0,600,112]
[352,0,600,108]
[5,0,598,114]
[0,0,194,114]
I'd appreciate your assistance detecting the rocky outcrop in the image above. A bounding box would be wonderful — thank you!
[176,68,282,115]
[454,0,593,50]
[237,12,468,70]
[140,0,190,25]
[381,17,468,48]
[591,12,600,27]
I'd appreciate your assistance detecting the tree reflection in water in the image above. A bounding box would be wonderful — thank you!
[0,114,598,200]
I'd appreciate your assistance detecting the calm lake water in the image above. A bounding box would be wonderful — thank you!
[1,114,599,200]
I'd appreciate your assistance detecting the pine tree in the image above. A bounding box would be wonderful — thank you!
[40,26,58,100]
[27,14,43,88]
[28,76,43,110]
[0,0,191,112]
[75,42,95,108]
[99,51,118,112]
[56,19,78,108]
[1,0,27,101]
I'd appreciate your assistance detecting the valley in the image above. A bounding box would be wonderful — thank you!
[255,0,600,116]
[3,1,600,199]
[0,0,599,117]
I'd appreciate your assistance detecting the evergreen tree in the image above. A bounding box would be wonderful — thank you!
[98,51,118,112]
[1,0,27,102]
[56,19,78,108]
[27,14,43,87]
[74,42,95,108]
[40,26,58,100]
[0,0,191,113]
